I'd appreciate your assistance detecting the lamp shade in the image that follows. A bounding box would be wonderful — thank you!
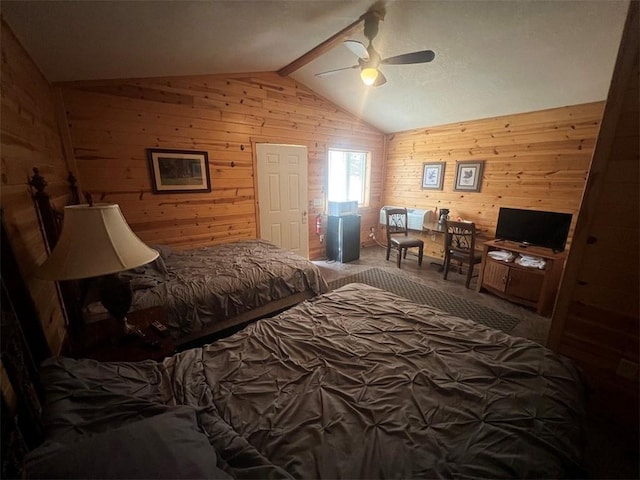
[37,204,159,281]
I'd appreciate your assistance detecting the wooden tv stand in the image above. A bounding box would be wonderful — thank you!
[477,240,567,317]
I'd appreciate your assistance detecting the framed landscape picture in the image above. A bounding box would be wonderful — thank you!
[454,160,485,192]
[421,162,445,190]
[147,149,211,193]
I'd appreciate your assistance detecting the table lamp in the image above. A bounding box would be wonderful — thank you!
[37,203,159,335]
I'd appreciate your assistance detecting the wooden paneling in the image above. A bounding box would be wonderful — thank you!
[0,20,69,354]
[548,2,639,435]
[3,17,634,447]
[58,73,385,259]
[383,102,604,241]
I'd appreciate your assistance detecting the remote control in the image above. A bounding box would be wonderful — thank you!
[151,320,169,336]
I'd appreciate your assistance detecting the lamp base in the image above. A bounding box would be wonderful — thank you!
[98,274,133,332]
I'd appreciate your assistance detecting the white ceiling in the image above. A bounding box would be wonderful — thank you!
[1,0,629,133]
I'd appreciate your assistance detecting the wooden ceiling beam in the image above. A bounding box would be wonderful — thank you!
[277,15,366,77]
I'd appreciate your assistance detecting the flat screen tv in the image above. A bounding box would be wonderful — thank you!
[495,207,572,252]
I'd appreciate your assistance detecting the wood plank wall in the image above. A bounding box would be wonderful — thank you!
[57,73,385,260]
[549,2,639,434]
[0,20,69,354]
[383,103,604,258]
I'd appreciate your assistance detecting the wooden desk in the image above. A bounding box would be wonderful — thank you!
[422,221,446,234]
[422,222,447,270]
[422,222,489,271]
[477,240,567,316]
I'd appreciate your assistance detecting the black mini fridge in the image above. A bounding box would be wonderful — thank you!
[326,214,361,263]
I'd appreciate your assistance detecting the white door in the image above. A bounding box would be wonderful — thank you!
[256,144,309,258]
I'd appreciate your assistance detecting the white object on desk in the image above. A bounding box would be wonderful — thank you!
[487,250,515,262]
[515,254,547,269]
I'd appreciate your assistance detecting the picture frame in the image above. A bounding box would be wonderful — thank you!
[454,160,485,192]
[147,148,211,193]
[421,162,445,190]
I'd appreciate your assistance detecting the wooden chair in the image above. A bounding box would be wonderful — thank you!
[385,208,424,268]
[443,220,482,288]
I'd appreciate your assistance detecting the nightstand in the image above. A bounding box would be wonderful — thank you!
[71,306,176,362]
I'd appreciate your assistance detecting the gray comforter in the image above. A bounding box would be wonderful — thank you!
[124,239,328,338]
[36,284,587,479]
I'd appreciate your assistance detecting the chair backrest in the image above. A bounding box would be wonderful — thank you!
[445,221,477,255]
[385,208,409,239]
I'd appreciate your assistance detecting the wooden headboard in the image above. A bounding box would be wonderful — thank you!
[0,168,86,478]
[1,223,46,478]
[0,168,81,477]
[28,167,80,252]
[28,168,85,334]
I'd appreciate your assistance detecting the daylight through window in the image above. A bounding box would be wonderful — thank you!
[327,149,371,207]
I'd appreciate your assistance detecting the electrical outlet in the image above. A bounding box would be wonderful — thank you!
[319,234,324,244]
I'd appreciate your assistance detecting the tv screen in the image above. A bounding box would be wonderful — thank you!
[495,207,572,252]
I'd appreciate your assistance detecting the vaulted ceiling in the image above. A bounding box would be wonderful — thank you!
[1,0,629,133]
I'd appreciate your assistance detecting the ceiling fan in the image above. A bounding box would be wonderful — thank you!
[314,5,435,87]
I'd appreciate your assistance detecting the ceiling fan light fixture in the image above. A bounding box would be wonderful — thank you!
[360,67,379,86]
[314,5,434,87]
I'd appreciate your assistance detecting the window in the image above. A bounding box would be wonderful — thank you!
[327,148,371,206]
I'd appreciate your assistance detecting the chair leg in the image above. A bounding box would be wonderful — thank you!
[443,255,450,280]
[397,247,402,268]
[386,244,391,261]
[418,245,423,266]
[465,264,474,288]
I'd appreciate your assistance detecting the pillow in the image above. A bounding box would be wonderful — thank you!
[119,252,169,290]
[25,408,231,479]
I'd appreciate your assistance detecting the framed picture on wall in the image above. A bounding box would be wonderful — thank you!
[454,160,485,192]
[421,162,445,190]
[147,149,211,193]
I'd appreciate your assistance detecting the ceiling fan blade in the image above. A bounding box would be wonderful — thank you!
[315,64,359,78]
[343,40,369,60]
[373,71,387,87]
[381,50,435,65]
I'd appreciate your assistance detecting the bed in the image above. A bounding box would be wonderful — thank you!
[28,169,327,347]
[24,283,587,479]
[115,239,329,345]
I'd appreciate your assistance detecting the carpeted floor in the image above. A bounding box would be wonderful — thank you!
[328,267,520,333]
